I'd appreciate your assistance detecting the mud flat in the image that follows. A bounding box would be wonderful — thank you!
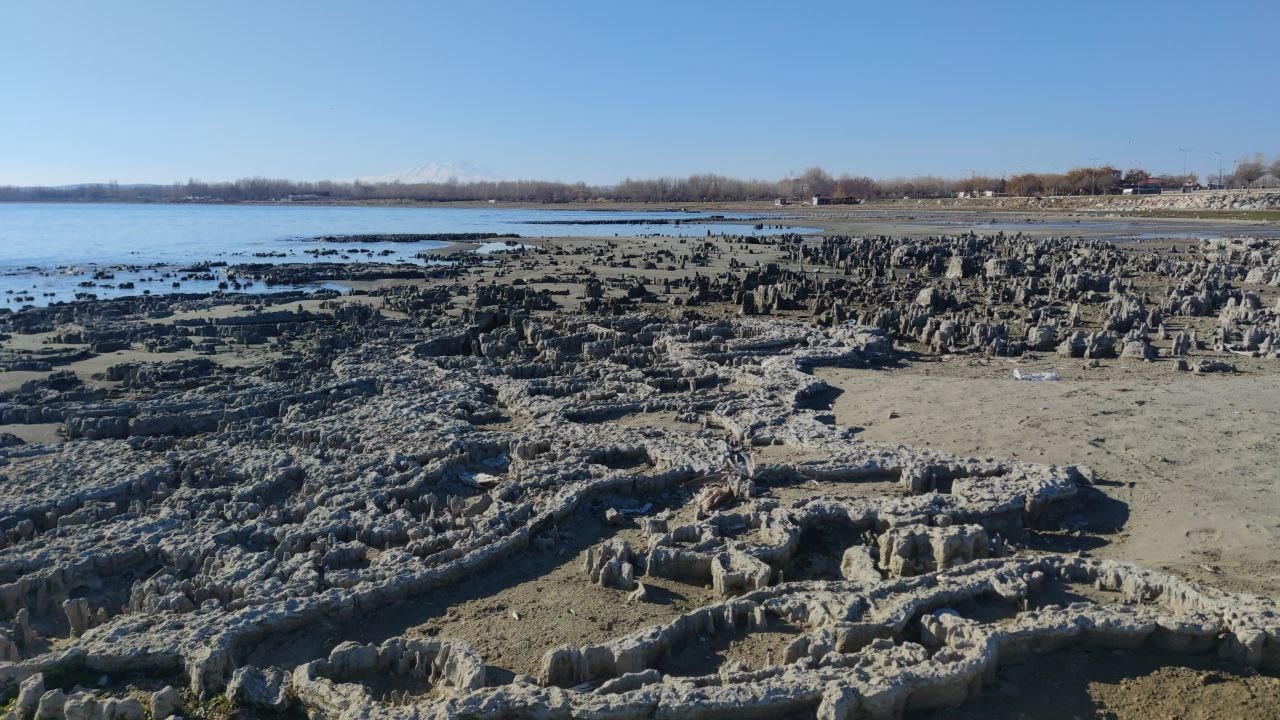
[0,224,1278,719]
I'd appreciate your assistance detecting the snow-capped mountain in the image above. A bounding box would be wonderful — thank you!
[357,161,498,184]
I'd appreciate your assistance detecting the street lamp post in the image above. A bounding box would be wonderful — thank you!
[1178,146,1194,180]
[1213,151,1222,188]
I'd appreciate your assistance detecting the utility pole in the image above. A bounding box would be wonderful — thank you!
[1089,156,1103,195]
[1213,151,1222,187]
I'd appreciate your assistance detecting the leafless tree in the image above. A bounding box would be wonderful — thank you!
[1233,154,1267,188]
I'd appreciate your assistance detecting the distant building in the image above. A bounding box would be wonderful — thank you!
[287,192,332,202]
[1121,183,1161,195]
[774,198,788,206]
[811,196,860,206]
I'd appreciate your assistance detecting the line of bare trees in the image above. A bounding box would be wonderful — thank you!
[0,178,602,204]
[2,154,1277,204]
[1229,153,1280,189]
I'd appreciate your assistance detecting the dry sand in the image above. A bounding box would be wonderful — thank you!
[815,357,1280,597]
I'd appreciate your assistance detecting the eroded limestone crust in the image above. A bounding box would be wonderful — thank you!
[1,234,1277,719]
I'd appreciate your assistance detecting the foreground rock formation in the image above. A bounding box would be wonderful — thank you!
[0,229,1277,718]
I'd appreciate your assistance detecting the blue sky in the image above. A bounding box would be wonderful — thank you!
[1,0,1275,186]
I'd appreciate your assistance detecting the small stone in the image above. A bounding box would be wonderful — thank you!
[15,674,45,720]
[35,690,66,720]
[108,698,145,720]
[226,666,290,713]
[627,583,649,604]
[150,686,181,720]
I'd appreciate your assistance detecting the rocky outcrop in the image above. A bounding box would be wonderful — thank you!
[0,232,1276,719]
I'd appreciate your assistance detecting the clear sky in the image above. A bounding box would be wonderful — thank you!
[1,0,1275,186]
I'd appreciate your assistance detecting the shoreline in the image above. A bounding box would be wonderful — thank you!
[3,195,1279,223]
[5,208,1280,309]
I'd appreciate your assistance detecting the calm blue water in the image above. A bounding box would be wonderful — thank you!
[0,203,812,307]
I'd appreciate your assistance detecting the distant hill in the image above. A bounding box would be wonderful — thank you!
[357,161,499,185]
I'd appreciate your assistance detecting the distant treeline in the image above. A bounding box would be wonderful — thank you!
[3,155,1277,204]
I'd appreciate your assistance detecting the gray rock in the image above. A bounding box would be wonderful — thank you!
[226,666,290,713]
[150,687,181,720]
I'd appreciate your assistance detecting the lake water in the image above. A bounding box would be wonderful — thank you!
[0,203,813,307]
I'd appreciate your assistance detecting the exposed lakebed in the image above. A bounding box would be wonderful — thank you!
[0,203,815,306]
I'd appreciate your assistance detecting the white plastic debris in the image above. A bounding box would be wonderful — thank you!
[1013,369,1062,381]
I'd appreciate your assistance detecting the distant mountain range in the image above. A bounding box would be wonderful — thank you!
[357,161,499,185]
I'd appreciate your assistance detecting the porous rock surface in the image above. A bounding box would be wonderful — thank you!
[0,232,1277,719]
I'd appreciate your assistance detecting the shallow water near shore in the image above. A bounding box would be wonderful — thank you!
[0,203,811,306]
